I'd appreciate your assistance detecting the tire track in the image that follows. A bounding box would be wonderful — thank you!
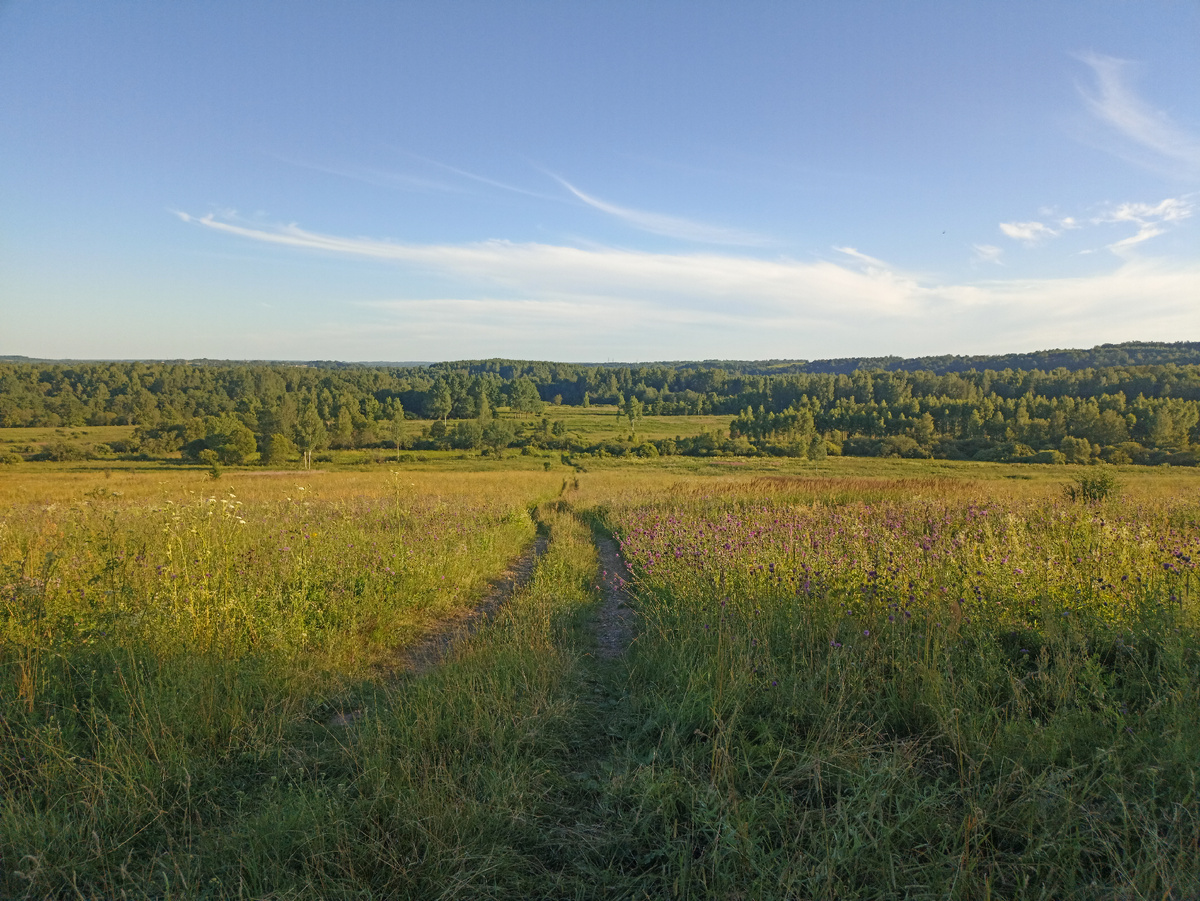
[399,533,550,674]
[327,533,550,726]
[591,532,636,659]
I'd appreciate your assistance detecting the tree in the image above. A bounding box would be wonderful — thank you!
[294,405,328,470]
[1060,435,1093,464]
[205,415,258,465]
[262,433,297,467]
[331,407,354,449]
[624,395,644,437]
[450,420,483,450]
[913,412,936,446]
[429,384,453,422]
[482,419,515,458]
[508,378,543,415]
[384,402,406,460]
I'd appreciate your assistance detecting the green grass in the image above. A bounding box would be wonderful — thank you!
[1,463,1198,898]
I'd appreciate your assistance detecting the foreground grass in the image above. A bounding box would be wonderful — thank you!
[594,482,1200,898]
[0,472,558,896]
[2,464,1199,898]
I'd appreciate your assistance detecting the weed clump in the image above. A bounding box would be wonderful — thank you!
[1064,465,1120,502]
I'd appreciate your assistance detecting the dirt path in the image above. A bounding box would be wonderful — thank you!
[592,533,636,659]
[399,534,550,674]
[327,534,549,726]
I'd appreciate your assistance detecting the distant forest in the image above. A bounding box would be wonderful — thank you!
[2,341,1199,466]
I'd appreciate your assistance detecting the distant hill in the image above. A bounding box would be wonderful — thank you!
[801,341,1200,375]
[438,341,1200,377]
[3,341,1197,374]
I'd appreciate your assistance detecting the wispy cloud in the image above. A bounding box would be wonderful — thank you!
[999,221,1058,245]
[177,211,1198,358]
[551,175,768,246]
[1093,195,1195,256]
[1096,196,1194,226]
[1076,52,1200,176]
[274,156,461,193]
[833,246,892,269]
[411,155,565,202]
[995,194,1194,258]
[972,244,1003,264]
[176,211,906,314]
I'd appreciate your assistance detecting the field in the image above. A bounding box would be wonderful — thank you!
[0,406,732,472]
[2,458,1198,899]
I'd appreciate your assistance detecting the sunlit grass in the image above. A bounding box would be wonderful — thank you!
[1,462,1198,898]
[589,480,1200,897]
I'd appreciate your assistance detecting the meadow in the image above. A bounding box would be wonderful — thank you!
[1,458,1197,899]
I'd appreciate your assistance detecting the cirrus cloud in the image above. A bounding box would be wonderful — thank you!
[175,210,1198,359]
[999,221,1059,245]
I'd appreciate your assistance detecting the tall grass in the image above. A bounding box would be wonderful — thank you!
[0,472,554,897]
[2,466,1198,898]
[593,485,1200,898]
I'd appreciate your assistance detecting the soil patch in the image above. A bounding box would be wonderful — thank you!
[399,534,550,674]
[327,535,549,727]
[592,534,636,659]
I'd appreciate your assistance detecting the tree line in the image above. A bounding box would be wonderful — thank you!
[2,350,1199,466]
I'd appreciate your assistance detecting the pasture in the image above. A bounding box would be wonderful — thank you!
[1,458,1198,898]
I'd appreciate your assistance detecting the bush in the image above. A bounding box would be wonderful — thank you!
[1029,450,1066,465]
[261,433,297,466]
[1059,435,1095,464]
[843,436,883,457]
[882,435,929,458]
[1064,466,1120,503]
[39,441,87,462]
[0,452,22,465]
[1099,445,1132,465]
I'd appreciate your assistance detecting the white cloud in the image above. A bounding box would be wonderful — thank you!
[1096,196,1193,226]
[972,244,1003,264]
[999,220,1058,245]
[1093,195,1195,256]
[1076,53,1200,176]
[833,246,892,269]
[551,175,768,246]
[177,211,1199,359]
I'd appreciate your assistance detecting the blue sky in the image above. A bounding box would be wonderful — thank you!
[2,2,1197,362]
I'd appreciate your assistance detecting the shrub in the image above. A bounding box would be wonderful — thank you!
[1064,466,1119,503]
[1099,445,1132,465]
[881,435,924,458]
[1030,449,1066,464]
[1059,435,1095,464]
[39,441,86,462]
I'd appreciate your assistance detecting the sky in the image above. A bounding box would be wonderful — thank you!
[1,1,1198,363]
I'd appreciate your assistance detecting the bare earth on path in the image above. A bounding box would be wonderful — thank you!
[592,533,636,660]
[326,534,550,726]
[399,534,551,674]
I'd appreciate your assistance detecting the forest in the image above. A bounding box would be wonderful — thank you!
[1,340,1200,466]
